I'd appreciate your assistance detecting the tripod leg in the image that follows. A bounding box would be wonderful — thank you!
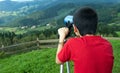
[66,62,70,73]
[60,64,64,73]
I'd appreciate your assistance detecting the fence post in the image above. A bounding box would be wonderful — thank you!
[0,44,5,56]
[1,44,4,51]
[36,38,40,48]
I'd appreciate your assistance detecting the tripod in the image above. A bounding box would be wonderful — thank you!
[60,61,70,73]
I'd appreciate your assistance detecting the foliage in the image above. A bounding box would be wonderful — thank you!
[97,23,118,37]
[0,26,59,46]
[0,31,16,45]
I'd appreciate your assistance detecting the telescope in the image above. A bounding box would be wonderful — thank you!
[64,15,73,30]
[63,15,74,38]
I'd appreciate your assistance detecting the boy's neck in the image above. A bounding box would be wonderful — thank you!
[75,34,95,38]
[84,34,95,36]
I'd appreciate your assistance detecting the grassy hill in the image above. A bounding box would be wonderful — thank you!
[0,39,120,73]
[0,48,73,73]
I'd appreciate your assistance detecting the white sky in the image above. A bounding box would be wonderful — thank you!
[0,0,5,1]
[0,0,34,2]
[11,0,34,2]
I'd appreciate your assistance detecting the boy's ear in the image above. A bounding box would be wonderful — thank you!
[73,24,82,37]
[73,25,77,32]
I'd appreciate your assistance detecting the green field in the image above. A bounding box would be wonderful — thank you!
[0,39,120,73]
[109,39,120,73]
[0,25,53,34]
[116,31,120,37]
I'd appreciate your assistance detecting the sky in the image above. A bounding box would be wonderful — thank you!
[0,0,34,2]
[11,0,34,2]
[0,0,5,1]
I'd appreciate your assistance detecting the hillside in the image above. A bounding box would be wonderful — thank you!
[0,0,59,25]
[0,0,120,26]
[57,0,119,3]
[0,0,57,11]
[0,0,119,11]
[0,49,66,73]
[4,3,76,27]
[4,3,120,27]
[0,39,120,73]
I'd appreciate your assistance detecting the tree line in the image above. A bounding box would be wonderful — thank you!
[0,27,58,46]
[0,25,119,47]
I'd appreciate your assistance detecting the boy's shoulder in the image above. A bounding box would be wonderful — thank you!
[67,36,111,44]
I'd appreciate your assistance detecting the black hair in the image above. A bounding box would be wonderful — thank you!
[73,7,98,36]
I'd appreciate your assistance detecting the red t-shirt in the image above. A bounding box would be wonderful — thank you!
[58,36,114,73]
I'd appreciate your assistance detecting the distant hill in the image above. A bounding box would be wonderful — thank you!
[0,0,57,11]
[0,0,119,12]
[0,0,59,25]
[57,0,118,3]
[4,2,120,27]
[5,3,76,27]
[0,0,120,26]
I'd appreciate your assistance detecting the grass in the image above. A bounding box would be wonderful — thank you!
[116,31,120,37]
[0,49,61,73]
[0,39,120,73]
[109,39,120,73]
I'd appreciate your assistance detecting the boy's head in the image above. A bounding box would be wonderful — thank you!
[73,7,98,36]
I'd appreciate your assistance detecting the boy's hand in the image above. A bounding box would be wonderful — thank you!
[58,27,69,42]
[56,27,69,64]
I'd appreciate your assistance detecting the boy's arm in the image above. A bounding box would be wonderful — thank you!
[56,27,69,64]
[56,40,64,64]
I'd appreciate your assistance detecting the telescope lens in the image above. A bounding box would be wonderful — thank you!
[64,15,73,25]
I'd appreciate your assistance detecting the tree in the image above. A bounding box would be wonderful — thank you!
[97,23,118,37]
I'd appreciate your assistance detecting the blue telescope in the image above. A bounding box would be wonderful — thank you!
[64,15,73,29]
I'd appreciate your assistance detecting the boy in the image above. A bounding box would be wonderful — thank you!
[56,7,114,73]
